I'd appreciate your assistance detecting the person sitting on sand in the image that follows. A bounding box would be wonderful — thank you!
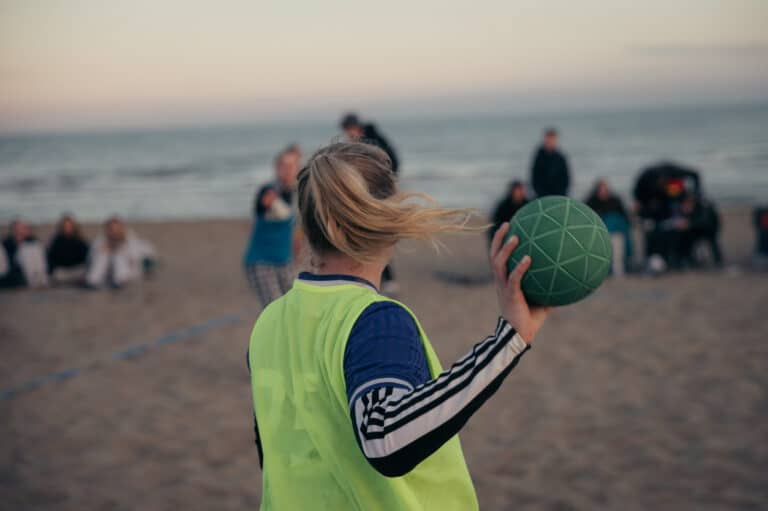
[489,180,529,245]
[0,219,49,289]
[678,192,723,268]
[243,147,300,306]
[85,216,156,288]
[754,206,768,270]
[586,179,633,275]
[47,213,90,284]
[247,142,550,510]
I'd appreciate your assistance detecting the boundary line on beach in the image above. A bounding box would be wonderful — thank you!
[0,312,246,402]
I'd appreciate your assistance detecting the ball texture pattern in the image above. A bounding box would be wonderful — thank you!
[505,196,612,306]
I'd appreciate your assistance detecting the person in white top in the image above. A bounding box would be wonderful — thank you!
[0,219,48,289]
[86,216,156,288]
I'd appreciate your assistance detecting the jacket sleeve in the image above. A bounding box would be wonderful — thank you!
[348,317,529,477]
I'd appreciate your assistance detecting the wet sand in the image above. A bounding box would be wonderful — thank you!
[1,208,766,510]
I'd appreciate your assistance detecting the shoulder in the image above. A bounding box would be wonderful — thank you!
[344,300,429,399]
[350,301,418,337]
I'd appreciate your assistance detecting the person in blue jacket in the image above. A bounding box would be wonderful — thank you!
[243,147,301,306]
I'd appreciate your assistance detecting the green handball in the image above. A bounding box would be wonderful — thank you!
[505,196,612,306]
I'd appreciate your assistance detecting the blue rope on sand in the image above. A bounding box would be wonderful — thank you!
[0,313,243,402]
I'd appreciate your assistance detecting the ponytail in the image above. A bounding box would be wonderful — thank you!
[298,142,477,263]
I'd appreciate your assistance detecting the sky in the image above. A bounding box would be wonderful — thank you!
[1,0,767,132]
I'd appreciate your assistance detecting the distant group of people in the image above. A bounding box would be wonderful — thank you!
[490,127,725,275]
[243,114,401,306]
[0,215,156,290]
[244,119,731,308]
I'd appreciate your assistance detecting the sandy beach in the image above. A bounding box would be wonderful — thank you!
[1,207,766,511]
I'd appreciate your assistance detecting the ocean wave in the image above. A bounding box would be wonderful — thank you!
[0,172,91,192]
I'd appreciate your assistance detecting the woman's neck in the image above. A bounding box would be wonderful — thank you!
[312,253,385,289]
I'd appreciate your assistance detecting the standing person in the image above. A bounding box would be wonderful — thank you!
[243,148,300,306]
[340,113,400,174]
[341,112,400,293]
[489,180,529,244]
[0,219,48,289]
[247,142,550,510]
[283,143,305,261]
[85,216,156,288]
[530,127,570,197]
[47,213,90,284]
[586,179,633,275]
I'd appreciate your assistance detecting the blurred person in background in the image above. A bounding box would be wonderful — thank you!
[283,143,306,260]
[1,219,49,289]
[634,164,700,273]
[488,180,529,245]
[243,147,300,306]
[284,143,303,168]
[47,213,90,284]
[586,179,633,276]
[530,127,570,197]
[85,216,156,288]
[754,206,768,270]
[341,112,401,293]
[340,113,400,175]
[678,193,723,268]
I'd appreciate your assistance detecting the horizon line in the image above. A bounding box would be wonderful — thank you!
[1,97,766,138]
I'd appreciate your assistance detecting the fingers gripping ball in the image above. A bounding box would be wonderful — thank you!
[504,197,612,306]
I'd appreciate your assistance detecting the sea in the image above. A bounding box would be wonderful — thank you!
[1,103,766,223]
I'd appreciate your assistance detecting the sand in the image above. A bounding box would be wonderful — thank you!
[1,208,767,511]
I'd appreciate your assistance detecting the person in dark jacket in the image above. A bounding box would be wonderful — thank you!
[341,113,401,293]
[47,213,90,282]
[530,128,570,197]
[489,180,528,244]
[678,193,723,267]
[340,113,400,175]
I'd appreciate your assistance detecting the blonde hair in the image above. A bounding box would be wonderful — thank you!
[297,142,477,263]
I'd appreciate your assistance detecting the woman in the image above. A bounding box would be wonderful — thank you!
[1,219,48,289]
[247,142,550,510]
[586,179,632,275]
[242,147,301,306]
[47,213,90,284]
[85,216,156,288]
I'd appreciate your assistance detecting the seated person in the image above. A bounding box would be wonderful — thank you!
[86,216,156,288]
[47,213,90,284]
[586,179,632,275]
[678,193,723,268]
[634,167,699,272]
[488,180,528,244]
[754,206,768,270]
[0,219,48,289]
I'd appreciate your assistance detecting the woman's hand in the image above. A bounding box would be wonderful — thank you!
[489,222,552,344]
